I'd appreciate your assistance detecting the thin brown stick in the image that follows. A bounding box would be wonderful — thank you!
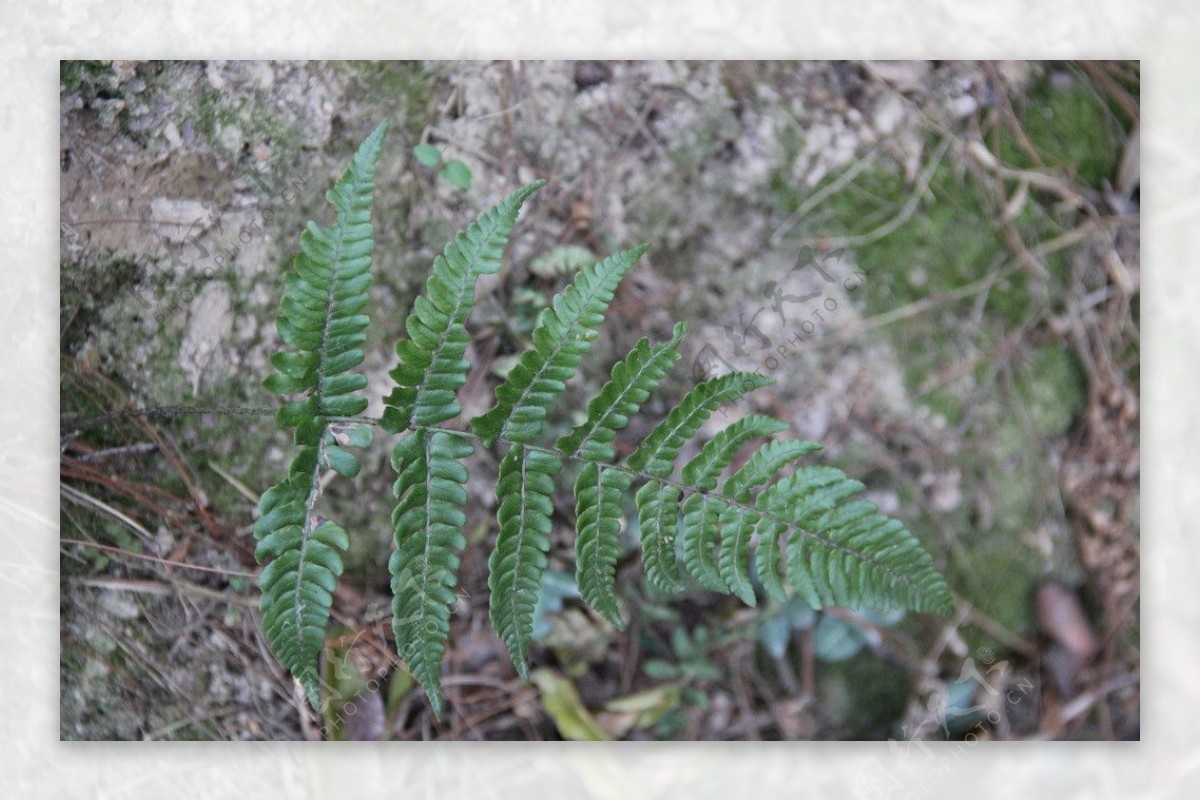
[61,537,256,579]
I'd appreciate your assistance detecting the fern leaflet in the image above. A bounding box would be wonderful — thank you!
[573,462,632,629]
[389,428,474,719]
[382,182,544,717]
[627,371,774,476]
[382,181,546,433]
[489,444,562,680]
[556,322,688,461]
[470,245,649,447]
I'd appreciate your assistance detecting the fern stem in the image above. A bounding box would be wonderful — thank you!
[294,437,328,650]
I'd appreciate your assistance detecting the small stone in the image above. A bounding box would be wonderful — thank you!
[162,121,182,149]
[98,590,140,621]
[947,94,978,118]
[574,61,611,91]
[219,123,244,153]
[873,92,905,136]
[149,198,217,244]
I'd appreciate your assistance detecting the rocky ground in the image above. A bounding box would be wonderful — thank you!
[59,60,1139,741]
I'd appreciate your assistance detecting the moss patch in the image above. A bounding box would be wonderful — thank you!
[60,60,114,95]
[819,653,913,739]
[1013,344,1086,439]
[329,61,433,144]
[999,68,1126,190]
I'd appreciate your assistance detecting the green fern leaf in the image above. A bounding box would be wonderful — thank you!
[758,469,953,613]
[724,439,823,502]
[489,444,562,680]
[556,322,687,461]
[389,429,474,719]
[717,502,758,606]
[255,121,387,704]
[255,126,955,720]
[470,245,649,448]
[254,469,349,704]
[635,478,685,593]
[676,415,789,594]
[573,462,631,628]
[680,493,728,592]
[382,181,545,433]
[627,372,773,477]
[714,440,813,606]
[680,414,790,490]
[753,515,790,602]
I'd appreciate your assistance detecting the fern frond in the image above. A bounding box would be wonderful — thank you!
[556,323,690,598]
[389,429,474,719]
[753,515,790,602]
[759,469,953,613]
[724,439,822,502]
[382,181,546,433]
[680,414,790,490]
[380,180,544,715]
[716,502,758,606]
[489,324,687,669]
[470,245,649,447]
[489,444,562,680]
[255,121,387,704]
[711,440,820,604]
[254,467,349,704]
[680,493,728,592]
[556,322,687,461]
[256,128,955,720]
[626,372,774,477]
[635,479,683,593]
[573,462,631,629]
[676,415,789,595]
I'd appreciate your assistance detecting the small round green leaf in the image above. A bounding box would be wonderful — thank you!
[439,159,473,190]
[413,143,441,166]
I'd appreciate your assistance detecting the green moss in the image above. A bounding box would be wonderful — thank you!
[999,68,1124,189]
[825,163,1001,317]
[771,117,1099,647]
[61,258,146,356]
[336,61,432,138]
[1013,344,1086,438]
[950,521,1044,641]
[944,404,1069,639]
[60,60,113,95]
[819,653,913,738]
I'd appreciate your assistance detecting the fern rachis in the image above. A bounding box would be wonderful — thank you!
[256,123,953,722]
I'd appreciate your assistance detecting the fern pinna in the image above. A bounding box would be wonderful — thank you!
[256,123,953,720]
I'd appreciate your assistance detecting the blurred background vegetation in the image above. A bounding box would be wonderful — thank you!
[60,60,1138,741]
